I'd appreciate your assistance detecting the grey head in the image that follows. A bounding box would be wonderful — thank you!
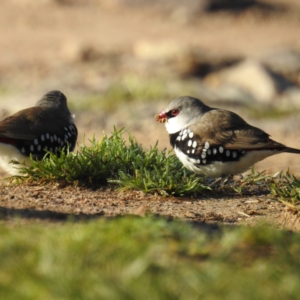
[156,96,211,134]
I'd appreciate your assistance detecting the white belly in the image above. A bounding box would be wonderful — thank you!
[0,143,31,175]
[174,146,276,177]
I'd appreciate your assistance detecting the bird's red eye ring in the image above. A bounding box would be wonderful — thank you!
[171,109,179,116]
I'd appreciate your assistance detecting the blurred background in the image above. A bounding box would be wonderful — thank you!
[0,0,300,175]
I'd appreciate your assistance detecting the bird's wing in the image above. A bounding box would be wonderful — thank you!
[188,109,285,151]
[0,107,65,141]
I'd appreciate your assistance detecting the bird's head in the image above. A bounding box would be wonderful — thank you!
[35,90,75,122]
[36,90,68,109]
[155,96,211,134]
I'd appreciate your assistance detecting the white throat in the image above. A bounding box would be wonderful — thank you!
[165,117,195,134]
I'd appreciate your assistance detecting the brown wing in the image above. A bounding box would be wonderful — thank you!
[188,109,285,151]
[0,106,68,141]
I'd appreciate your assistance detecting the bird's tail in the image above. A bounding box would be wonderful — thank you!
[284,147,300,154]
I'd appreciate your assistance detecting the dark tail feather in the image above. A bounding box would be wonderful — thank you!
[284,147,300,154]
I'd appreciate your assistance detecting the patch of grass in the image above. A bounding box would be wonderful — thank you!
[230,169,300,206]
[1,216,300,300]
[231,168,274,194]
[241,168,273,185]
[14,129,209,196]
[235,169,300,205]
[270,171,300,204]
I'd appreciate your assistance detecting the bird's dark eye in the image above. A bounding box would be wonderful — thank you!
[171,109,179,116]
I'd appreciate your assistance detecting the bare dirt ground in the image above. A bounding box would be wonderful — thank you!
[0,0,300,229]
[0,182,291,230]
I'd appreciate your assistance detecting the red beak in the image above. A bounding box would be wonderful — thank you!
[155,111,168,123]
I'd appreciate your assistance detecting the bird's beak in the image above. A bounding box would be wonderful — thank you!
[155,111,168,123]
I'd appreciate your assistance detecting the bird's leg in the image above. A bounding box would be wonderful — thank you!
[221,174,234,186]
[209,174,234,187]
[209,177,222,187]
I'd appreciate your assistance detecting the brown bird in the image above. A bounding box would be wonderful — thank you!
[0,90,77,175]
[156,96,300,177]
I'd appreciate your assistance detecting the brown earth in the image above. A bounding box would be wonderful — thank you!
[0,0,300,230]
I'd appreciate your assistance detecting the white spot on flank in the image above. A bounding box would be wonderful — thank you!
[182,129,187,135]
[207,149,211,155]
[34,139,38,145]
[188,140,192,147]
[213,148,217,155]
[204,141,210,149]
[68,132,72,137]
[226,150,230,157]
[189,132,194,138]
[219,146,224,153]
[202,159,206,164]
[30,145,34,152]
[176,136,181,141]
[192,149,195,154]
[201,152,206,159]
[187,150,190,154]
[64,127,68,131]
[41,135,45,141]
[192,141,197,148]
[46,133,50,139]
[196,159,201,164]
[232,151,237,158]
[54,135,57,141]
[182,134,187,140]
[179,130,183,136]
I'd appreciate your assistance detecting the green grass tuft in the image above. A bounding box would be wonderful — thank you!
[270,171,300,204]
[14,129,209,196]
